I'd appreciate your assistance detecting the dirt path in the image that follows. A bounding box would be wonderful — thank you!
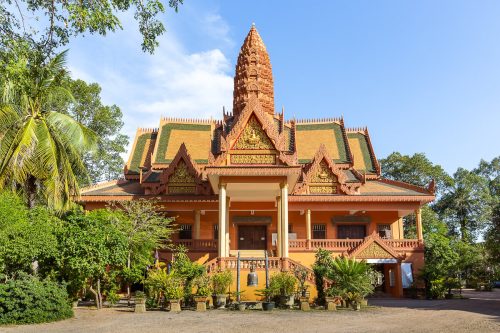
[2,290,499,333]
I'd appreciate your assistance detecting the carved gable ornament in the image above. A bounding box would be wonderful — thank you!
[356,242,394,259]
[233,116,274,150]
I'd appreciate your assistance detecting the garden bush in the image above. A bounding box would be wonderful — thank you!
[0,273,73,325]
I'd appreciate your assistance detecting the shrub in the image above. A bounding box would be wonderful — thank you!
[269,272,297,296]
[211,270,233,295]
[0,273,73,325]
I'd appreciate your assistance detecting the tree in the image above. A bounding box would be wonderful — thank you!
[111,199,175,302]
[50,79,129,185]
[380,152,453,196]
[58,209,128,309]
[0,191,60,277]
[0,42,96,210]
[1,0,184,54]
[436,168,492,242]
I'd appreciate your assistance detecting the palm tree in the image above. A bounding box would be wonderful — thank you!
[0,47,96,210]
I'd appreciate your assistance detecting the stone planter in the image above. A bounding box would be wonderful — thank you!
[72,300,79,309]
[169,299,182,312]
[237,303,246,311]
[299,296,310,311]
[213,294,227,309]
[351,302,361,311]
[325,296,341,311]
[135,298,146,313]
[279,295,295,309]
[262,302,275,311]
[194,296,208,312]
[360,298,368,306]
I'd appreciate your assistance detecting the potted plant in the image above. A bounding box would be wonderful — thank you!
[270,272,297,309]
[193,274,211,311]
[255,288,276,311]
[232,291,247,311]
[211,270,233,309]
[164,275,184,312]
[346,292,363,311]
[325,286,343,311]
[293,266,309,297]
[134,291,146,313]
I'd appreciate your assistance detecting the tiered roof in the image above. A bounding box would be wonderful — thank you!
[81,25,434,203]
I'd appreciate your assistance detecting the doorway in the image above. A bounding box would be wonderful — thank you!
[238,225,267,250]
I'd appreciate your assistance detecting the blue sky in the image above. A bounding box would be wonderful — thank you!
[66,0,500,174]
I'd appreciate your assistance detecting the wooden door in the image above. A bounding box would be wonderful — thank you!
[337,225,366,239]
[238,226,267,250]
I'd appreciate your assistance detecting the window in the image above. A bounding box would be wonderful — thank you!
[179,224,192,239]
[312,224,326,239]
[337,225,366,239]
[213,224,218,240]
[377,224,392,239]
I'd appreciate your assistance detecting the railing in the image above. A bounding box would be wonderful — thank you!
[289,238,422,252]
[384,239,424,250]
[170,239,218,251]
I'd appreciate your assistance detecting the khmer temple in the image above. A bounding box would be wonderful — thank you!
[80,25,435,298]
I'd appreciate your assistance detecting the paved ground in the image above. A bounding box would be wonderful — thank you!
[1,289,499,333]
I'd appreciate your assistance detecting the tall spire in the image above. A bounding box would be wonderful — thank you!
[233,24,275,117]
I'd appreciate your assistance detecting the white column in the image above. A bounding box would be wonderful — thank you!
[194,210,201,240]
[218,184,227,257]
[225,196,230,257]
[281,183,289,258]
[276,195,282,257]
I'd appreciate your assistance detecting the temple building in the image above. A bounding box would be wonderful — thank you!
[80,25,435,298]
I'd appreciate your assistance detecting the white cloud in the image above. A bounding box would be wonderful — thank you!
[67,9,235,157]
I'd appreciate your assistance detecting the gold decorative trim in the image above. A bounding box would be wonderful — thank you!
[230,154,276,164]
[168,186,196,194]
[309,186,337,194]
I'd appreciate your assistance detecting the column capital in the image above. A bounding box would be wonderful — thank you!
[280,182,289,189]
[218,183,227,190]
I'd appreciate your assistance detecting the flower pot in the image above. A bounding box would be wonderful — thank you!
[360,299,368,306]
[169,299,181,312]
[299,296,310,311]
[351,302,361,311]
[238,303,246,311]
[135,298,146,313]
[214,294,227,309]
[325,296,341,311]
[279,295,295,309]
[262,301,275,311]
[194,296,208,312]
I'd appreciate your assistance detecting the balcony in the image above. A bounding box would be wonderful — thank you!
[289,238,424,252]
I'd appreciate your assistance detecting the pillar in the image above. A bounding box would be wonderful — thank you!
[394,262,404,298]
[225,196,230,257]
[415,208,423,240]
[306,209,311,249]
[281,183,289,258]
[276,195,282,257]
[218,184,227,257]
[194,210,201,240]
[398,217,404,239]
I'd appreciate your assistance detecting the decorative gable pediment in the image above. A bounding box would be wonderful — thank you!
[146,143,210,195]
[212,97,297,166]
[233,116,274,150]
[349,233,404,260]
[295,144,360,195]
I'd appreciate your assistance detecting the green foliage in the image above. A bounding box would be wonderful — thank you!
[312,248,334,304]
[429,278,447,299]
[0,1,184,54]
[210,270,233,295]
[380,152,453,196]
[0,44,97,210]
[50,79,129,185]
[0,191,61,277]
[269,272,297,296]
[0,273,73,325]
[293,266,309,295]
[436,168,492,241]
[144,267,184,301]
[57,209,128,306]
[193,274,211,297]
[170,247,205,300]
[326,256,375,298]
